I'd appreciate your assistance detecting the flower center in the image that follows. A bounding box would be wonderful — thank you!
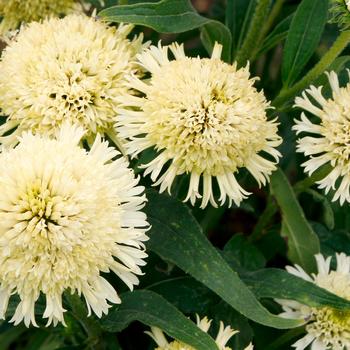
[144,57,271,174]
[307,307,350,347]
[19,179,73,239]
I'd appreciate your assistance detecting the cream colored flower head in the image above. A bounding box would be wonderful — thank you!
[117,42,281,209]
[0,14,146,148]
[0,123,149,327]
[276,253,350,350]
[293,71,350,205]
[146,315,254,350]
[0,0,84,34]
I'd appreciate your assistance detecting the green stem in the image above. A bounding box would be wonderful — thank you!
[250,164,332,241]
[273,30,350,108]
[293,164,332,195]
[265,327,305,350]
[252,0,285,59]
[262,0,285,36]
[66,294,103,349]
[249,195,277,242]
[236,0,272,66]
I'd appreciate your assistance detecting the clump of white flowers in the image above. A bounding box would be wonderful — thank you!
[0,124,149,327]
[0,0,84,34]
[276,253,350,350]
[146,315,254,350]
[294,71,350,205]
[117,42,281,208]
[0,14,146,147]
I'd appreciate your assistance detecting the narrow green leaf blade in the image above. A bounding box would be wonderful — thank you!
[99,0,232,58]
[270,168,320,272]
[144,190,303,329]
[282,0,328,86]
[226,0,256,57]
[243,268,350,310]
[200,22,232,62]
[101,290,218,350]
[99,0,207,33]
[258,14,293,56]
[148,276,216,314]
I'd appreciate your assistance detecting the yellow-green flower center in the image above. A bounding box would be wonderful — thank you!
[307,307,350,347]
[143,57,273,176]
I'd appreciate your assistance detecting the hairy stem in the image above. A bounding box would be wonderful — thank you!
[249,194,277,242]
[252,0,285,60]
[236,0,272,66]
[250,164,332,241]
[293,164,332,195]
[66,294,104,349]
[273,30,350,107]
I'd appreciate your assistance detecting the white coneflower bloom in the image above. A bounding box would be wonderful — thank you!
[0,14,146,148]
[276,253,350,350]
[146,315,254,350]
[0,0,84,34]
[0,124,149,327]
[117,42,281,208]
[294,71,350,205]
[347,0,350,11]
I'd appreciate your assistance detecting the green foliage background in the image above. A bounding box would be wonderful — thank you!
[1,0,350,349]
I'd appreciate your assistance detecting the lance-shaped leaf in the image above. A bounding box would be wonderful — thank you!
[270,168,320,273]
[282,0,328,86]
[243,268,350,309]
[144,189,302,329]
[101,290,219,350]
[99,0,232,62]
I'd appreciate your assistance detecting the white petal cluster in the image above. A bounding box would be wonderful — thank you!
[0,124,149,327]
[276,253,350,350]
[294,71,350,204]
[0,14,146,147]
[146,315,254,350]
[0,0,84,34]
[117,42,281,208]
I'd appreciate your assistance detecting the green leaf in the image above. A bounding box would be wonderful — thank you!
[209,302,253,350]
[101,290,219,350]
[148,276,216,314]
[223,234,266,271]
[270,168,320,272]
[305,189,335,230]
[243,268,350,310]
[200,22,232,62]
[144,190,303,329]
[312,222,350,256]
[226,0,256,57]
[312,56,350,97]
[257,14,293,56]
[0,324,26,350]
[281,0,328,86]
[99,0,232,61]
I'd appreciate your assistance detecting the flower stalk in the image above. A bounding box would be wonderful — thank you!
[273,30,350,108]
[236,0,272,66]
